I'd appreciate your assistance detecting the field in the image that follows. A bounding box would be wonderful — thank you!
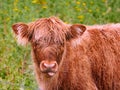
[0,0,120,90]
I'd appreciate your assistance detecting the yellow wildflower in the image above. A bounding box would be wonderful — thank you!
[75,7,81,11]
[32,0,38,4]
[42,5,47,9]
[82,2,86,6]
[78,15,84,19]
[13,8,19,12]
[6,17,10,21]
[24,6,29,11]
[32,0,47,5]
[88,9,92,13]
[14,0,19,6]
[76,1,80,5]
[15,0,19,2]
[90,1,94,5]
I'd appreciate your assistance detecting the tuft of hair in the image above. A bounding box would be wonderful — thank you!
[30,16,69,45]
[17,34,29,46]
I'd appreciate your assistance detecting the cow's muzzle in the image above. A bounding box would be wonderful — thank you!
[40,61,58,77]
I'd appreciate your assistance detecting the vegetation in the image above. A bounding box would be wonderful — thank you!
[0,0,120,89]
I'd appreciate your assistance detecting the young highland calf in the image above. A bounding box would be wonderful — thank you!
[12,17,120,90]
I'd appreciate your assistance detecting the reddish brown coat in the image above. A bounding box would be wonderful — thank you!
[12,17,120,90]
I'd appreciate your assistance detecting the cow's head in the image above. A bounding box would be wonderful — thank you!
[12,17,86,77]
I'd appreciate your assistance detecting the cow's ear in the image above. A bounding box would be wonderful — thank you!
[66,24,86,40]
[12,23,32,45]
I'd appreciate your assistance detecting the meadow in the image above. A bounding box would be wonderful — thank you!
[0,0,120,89]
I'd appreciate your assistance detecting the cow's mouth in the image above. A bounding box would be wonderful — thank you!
[41,69,57,77]
[47,72,56,76]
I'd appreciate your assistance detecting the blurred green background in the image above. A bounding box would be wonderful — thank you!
[0,0,120,90]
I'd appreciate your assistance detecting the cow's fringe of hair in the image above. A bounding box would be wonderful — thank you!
[29,16,69,45]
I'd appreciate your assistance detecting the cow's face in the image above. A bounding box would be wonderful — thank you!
[31,36,65,77]
[12,17,86,77]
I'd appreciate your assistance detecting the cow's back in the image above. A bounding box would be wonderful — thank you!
[86,24,120,90]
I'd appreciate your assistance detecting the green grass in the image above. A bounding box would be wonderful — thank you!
[0,0,120,89]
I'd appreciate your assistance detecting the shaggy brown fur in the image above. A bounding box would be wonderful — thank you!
[12,17,120,90]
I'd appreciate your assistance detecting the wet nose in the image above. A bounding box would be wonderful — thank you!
[40,61,58,73]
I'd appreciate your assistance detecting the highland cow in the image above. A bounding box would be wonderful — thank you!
[12,17,120,90]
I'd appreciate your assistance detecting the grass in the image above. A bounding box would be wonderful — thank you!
[0,0,120,89]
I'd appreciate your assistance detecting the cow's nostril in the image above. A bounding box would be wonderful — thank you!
[43,63,56,68]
